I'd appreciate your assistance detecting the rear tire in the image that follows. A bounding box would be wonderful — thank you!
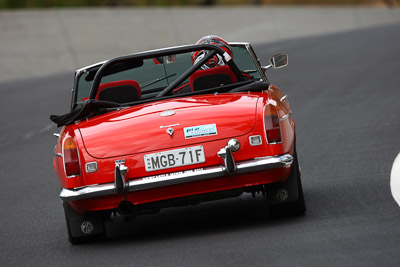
[63,201,107,245]
[266,148,306,217]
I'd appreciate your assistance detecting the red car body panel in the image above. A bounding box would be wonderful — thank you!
[53,90,295,213]
[79,94,259,159]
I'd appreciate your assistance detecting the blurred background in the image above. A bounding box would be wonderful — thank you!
[0,0,399,8]
[1,0,399,83]
[1,1,400,266]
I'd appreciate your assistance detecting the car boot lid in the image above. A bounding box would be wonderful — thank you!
[78,94,259,159]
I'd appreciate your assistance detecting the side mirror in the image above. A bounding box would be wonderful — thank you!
[270,54,288,69]
[262,53,288,72]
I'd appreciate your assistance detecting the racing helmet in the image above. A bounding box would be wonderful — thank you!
[192,35,233,70]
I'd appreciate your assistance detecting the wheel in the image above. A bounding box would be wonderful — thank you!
[63,201,107,244]
[265,148,306,217]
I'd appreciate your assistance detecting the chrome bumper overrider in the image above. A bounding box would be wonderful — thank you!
[59,154,293,201]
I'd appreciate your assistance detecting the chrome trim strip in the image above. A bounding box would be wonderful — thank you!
[60,183,116,201]
[59,154,293,201]
[280,113,290,122]
[246,44,269,82]
[280,95,288,102]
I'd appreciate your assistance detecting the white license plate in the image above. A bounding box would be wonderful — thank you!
[144,145,205,172]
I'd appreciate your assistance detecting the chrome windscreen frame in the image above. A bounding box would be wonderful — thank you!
[230,42,269,83]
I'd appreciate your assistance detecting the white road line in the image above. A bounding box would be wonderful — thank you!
[390,152,400,207]
[23,123,55,140]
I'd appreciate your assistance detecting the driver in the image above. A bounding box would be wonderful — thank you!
[192,35,234,70]
[173,35,249,95]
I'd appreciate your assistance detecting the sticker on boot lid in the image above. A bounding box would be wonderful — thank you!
[184,124,217,139]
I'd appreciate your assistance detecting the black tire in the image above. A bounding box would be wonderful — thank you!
[266,148,306,217]
[63,201,107,245]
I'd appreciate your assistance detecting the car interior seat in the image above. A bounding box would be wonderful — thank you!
[96,80,142,104]
[189,65,237,91]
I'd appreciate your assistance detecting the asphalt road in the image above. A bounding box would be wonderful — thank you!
[1,23,400,266]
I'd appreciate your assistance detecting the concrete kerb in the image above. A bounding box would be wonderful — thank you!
[1,7,400,83]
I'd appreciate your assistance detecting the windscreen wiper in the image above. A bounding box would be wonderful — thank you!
[140,73,176,89]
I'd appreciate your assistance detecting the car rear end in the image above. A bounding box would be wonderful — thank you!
[54,92,295,213]
[52,42,304,244]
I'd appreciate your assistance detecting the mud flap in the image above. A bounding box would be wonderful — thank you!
[264,148,306,217]
[63,201,105,238]
[265,162,300,205]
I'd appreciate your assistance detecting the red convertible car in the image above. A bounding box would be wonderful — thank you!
[51,36,305,244]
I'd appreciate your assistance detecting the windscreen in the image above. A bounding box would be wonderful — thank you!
[74,44,262,104]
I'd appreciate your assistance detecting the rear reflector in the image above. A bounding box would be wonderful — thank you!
[264,105,282,144]
[85,162,98,173]
[63,137,81,177]
[249,135,262,146]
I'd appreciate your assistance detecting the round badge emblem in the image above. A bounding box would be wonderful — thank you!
[81,221,94,234]
[276,189,288,202]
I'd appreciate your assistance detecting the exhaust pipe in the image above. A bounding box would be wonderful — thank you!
[117,201,137,219]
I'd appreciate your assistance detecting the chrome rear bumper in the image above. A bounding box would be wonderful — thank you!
[59,154,293,201]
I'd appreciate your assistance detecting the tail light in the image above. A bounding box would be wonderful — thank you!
[63,137,81,177]
[264,104,282,144]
